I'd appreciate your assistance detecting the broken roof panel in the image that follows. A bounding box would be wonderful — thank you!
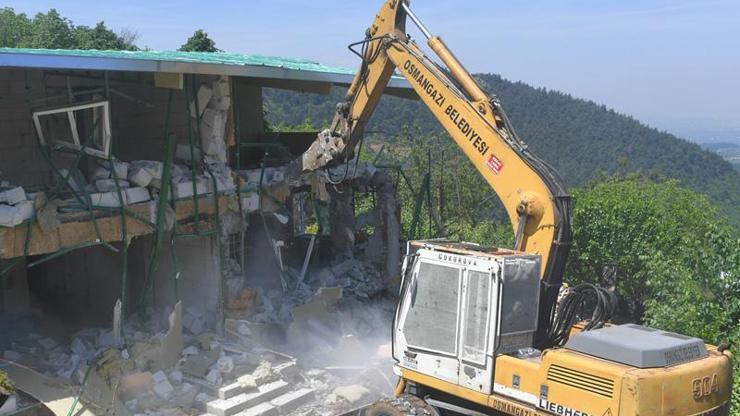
[0,48,412,93]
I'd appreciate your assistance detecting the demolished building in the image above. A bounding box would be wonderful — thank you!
[0,48,412,415]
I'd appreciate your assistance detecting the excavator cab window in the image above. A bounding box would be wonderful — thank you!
[402,261,461,355]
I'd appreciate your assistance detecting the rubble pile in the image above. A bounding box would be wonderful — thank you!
[1,286,394,415]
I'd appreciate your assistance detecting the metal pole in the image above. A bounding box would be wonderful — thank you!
[401,3,432,40]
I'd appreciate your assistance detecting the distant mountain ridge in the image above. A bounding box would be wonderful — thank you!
[264,73,740,227]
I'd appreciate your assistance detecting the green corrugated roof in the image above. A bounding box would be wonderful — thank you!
[0,47,357,75]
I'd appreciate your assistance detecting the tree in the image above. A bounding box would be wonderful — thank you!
[27,10,75,49]
[178,29,220,52]
[74,22,137,51]
[0,7,137,50]
[0,8,32,47]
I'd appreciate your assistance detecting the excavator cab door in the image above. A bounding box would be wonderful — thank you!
[457,264,498,393]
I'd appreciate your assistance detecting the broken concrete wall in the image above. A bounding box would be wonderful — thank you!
[0,68,218,190]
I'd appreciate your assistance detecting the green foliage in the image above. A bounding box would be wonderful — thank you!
[0,369,13,395]
[178,29,220,52]
[567,177,740,336]
[74,22,137,51]
[0,7,137,50]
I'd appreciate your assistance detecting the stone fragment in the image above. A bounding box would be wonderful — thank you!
[170,382,199,408]
[91,166,111,180]
[0,205,20,227]
[251,361,279,386]
[206,368,222,385]
[119,372,154,402]
[152,370,175,400]
[190,85,214,117]
[0,186,26,205]
[182,348,220,378]
[157,301,183,369]
[90,191,127,208]
[212,78,230,98]
[218,356,235,374]
[269,388,315,414]
[206,380,289,416]
[113,161,129,179]
[95,179,130,192]
[332,385,370,404]
[172,179,209,199]
[124,187,151,204]
[238,402,277,416]
[128,167,153,187]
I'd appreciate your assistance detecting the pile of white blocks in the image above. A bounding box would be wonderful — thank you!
[191,77,230,165]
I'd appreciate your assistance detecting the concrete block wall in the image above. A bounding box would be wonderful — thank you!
[0,68,219,189]
[0,68,226,322]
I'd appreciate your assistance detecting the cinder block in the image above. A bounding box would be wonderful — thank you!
[95,179,130,192]
[269,388,314,415]
[190,85,214,118]
[172,179,209,199]
[206,380,290,416]
[236,403,277,416]
[13,200,34,223]
[90,192,126,208]
[124,187,151,205]
[128,168,153,187]
[0,205,20,227]
[91,166,111,180]
[218,378,258,400]
[0,186,26,205]
[113,161,129,179]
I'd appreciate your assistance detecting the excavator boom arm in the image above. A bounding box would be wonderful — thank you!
[294,0,571,347]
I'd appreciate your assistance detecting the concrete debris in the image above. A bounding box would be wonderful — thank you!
[218,356,235,374]
[113,299,123,347]
[95,178,130,192]
[0,186,26,205]
[128,167,153,187]
[0,202,33,227]
[181,348,220,378]
[90,191,126,208]
[183,306,207,335]
[152,370,175,400]
[331,385,370,404]
[190,84,213,118]
[157,301,183,370]
[119,372,154,402]
[124,187,151,204]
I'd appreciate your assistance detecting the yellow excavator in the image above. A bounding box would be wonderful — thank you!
[292,1,734,415]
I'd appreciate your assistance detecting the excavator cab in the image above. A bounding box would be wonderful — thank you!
[393,241,540,395]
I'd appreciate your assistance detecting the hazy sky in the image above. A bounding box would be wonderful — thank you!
[6,0,739,142]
